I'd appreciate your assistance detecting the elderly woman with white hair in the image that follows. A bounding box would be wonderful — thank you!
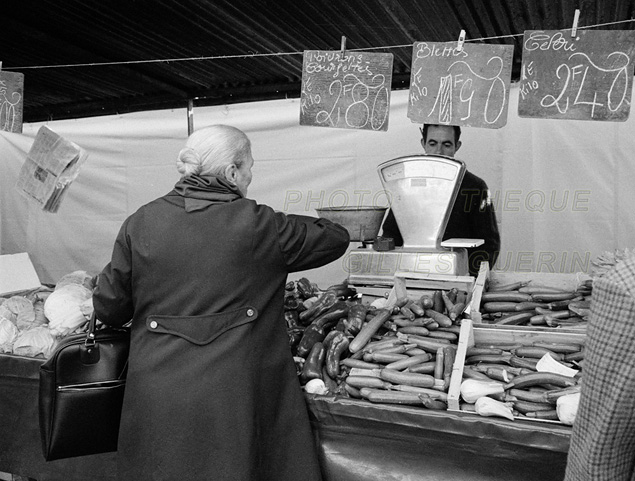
[93,124,349,481]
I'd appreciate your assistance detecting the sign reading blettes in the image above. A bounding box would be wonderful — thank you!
[408,42,514,129]
[300,50,393,131]
[0,70,24,133]
[518,30,635,121]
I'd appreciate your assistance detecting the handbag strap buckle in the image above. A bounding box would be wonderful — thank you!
[85,332,96,348]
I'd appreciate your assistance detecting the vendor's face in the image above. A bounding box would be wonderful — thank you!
[422,125,461,158]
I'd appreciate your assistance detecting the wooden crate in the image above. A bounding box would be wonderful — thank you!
[447,319,586,415]
[350,271,475,307]
[387,270,475,306]
[470,263,592,323]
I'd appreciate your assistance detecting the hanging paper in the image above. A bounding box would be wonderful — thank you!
[0,70,24,133]
[518,30,635,121]
[15,126,89,213]
[300,50,393,131]
[407,41,514,129]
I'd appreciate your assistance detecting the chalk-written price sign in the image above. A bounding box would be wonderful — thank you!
[518,30,635,121]
[408,42,514,129]
[300,50,393,131]
[0,70,24,133]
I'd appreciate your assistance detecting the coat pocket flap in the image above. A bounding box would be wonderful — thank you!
[146,307,258,345]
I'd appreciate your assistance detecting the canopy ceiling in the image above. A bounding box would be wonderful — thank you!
[4,0,635,122]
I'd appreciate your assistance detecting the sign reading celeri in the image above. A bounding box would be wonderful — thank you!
[408,41,514,129]
[518,30,635,121]
[300,50,393,131]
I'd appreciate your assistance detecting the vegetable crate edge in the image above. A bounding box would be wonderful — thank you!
[447,318,585,423]
[471,262,592,327]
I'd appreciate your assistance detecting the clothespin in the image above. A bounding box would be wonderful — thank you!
[340,36,347,56]
[571,9,580,38]
[187,99,194,136]
[456,30,466,52]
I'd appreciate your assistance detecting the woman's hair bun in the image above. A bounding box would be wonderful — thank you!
[176,146,203,176]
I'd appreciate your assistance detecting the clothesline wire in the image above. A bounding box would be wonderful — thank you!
[5,17,635,71]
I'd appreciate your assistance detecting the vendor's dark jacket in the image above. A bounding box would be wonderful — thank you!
[93,175,349,481]
[381,170,500,277]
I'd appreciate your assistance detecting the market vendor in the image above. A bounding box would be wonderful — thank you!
[380,123,500,277]
[93,124,350,481]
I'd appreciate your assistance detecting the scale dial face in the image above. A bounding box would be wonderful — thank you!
[381,159,459,182]
[381,163,405,182]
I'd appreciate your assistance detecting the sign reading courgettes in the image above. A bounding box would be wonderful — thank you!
[300,50,393,131]
[407,41,514,129]
[518,30,635,121]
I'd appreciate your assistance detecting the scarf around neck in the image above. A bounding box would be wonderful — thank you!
[173,174,243,212]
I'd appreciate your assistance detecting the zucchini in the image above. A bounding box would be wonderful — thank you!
[481,291,532,303]
[366,389,426,405]
[424,309,452,327]
[503,371,578,390]
[346,375,392,390]
[379,368,435,388]
[349,308,392,353]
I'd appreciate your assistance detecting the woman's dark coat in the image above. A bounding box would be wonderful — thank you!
[93,176,350,481]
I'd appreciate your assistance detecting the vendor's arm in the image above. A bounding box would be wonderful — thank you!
[93,220,134,327]
[466,186,500,275]
[450,173,500,276]
[274,212,350,272]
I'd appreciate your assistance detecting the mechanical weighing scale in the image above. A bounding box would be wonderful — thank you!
[342,154,484,293]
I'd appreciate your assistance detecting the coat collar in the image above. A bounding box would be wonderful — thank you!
[173,174,243,212]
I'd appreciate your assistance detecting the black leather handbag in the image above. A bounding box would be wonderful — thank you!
[39,310,130,461]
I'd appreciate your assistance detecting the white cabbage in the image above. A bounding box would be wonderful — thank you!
[12,326,58,359]
[32,299,48,326]
[0,304,17,325]
[5,296,37,330]
[79,297,94,318]
[44,284,92,337]
[0,318,18,353]
[55,270,94,291]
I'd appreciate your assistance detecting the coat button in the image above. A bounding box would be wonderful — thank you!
[150,320,158,329]
[246,309,254,317]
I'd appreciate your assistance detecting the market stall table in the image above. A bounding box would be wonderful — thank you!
[1,354,570,481]
[307,394,570,481]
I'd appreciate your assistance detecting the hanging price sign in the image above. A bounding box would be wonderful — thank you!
[0,70,24,133]
[407,41,514,129]
[518,30,635,121]
[300,50,393,131]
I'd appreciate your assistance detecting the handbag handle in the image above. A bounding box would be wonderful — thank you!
[81,290,101,365]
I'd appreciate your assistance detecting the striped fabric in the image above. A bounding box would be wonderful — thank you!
[565,255,635,481]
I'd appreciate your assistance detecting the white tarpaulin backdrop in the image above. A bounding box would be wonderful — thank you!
[1,86,634,287]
